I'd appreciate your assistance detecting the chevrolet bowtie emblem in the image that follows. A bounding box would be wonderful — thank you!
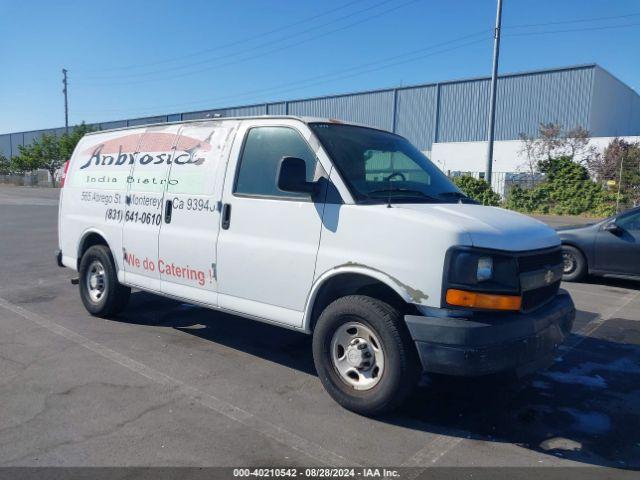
[544,269,554,284]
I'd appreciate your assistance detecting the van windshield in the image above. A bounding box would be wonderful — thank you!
[309,123,471,204]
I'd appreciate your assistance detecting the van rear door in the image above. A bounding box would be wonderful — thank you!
[158,121,238,305]
[121,125,181,291]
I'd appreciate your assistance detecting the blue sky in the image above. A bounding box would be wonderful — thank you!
[1,0,639,134]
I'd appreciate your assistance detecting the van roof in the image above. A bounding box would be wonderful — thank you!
[83,115,389,136]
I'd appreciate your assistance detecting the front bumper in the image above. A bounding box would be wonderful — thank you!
[405,290,575,376]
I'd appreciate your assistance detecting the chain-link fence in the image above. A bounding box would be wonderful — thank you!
[0,171,55,187]
[448,161,639,215]
[446,170,546,198]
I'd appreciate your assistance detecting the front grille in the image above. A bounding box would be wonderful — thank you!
[521,281,561,312]
[517,248,563,273]
[517,247,563,312]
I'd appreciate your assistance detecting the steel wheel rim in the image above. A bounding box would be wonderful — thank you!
[330,321,385,391]
[86,260,107,303]
[562,252,576,274]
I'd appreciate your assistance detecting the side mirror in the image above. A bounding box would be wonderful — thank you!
[277,157,317,195]
[603,221,623,235]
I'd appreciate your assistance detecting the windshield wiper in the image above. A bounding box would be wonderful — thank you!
[436,191,467,198]
[435,191,479,204]
[366,188,438,201]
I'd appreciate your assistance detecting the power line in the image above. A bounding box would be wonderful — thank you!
[73,33,490,118]
[74,31,488,114]
[79,0,400,82]
[504,22,640,37]
[78,0,367,73]
[70,10,640,119]
[77,0,420,86]
[505,11,640,29]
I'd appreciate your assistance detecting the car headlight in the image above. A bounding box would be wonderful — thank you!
[444,248,520,310]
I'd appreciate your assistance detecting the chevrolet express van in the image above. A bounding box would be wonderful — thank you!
[56,117,575,415]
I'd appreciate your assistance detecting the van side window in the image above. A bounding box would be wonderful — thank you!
[234,127,316,199]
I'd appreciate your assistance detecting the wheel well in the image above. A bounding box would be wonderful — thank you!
[309,273,418,331]
[77,232,109,270]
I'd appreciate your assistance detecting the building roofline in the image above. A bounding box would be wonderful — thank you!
[155,64,599,122]
[0,63,610,136]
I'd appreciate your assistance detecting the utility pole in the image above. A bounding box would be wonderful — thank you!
[485,0,503,187]
[62,69,69,134]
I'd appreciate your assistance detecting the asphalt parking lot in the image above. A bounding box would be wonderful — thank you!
[0,186,639,471]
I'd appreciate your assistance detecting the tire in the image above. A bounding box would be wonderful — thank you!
[79,245,131,317]
[312,295,419,416]
[562,245,587,282]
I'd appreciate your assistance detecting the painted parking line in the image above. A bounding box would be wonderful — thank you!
[400,289,640,469]
[568,290,640,347]
[401,434,464,467]
[563,285,637,299]
[0,296,357,467]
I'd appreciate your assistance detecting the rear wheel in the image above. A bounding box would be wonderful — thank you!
[312,295,419,416]
[79,245,130,317]
[562,245,587,282]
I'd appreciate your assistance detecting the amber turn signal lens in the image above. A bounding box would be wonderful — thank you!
[446,288,521,311]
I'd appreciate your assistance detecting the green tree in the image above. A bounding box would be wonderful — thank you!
[60,123,94,160]
[587,138,640,210]
[0,155,11,175]
[12,133,62,186]
[506,157,616,216]
[11,123,93,187]
[452,176,501,206]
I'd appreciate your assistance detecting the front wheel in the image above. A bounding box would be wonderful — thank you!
[79,245,131,317]
[312,295,419,416]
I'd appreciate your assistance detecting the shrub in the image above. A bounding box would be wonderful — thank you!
[505,156,616,216]
[452,176,501,206]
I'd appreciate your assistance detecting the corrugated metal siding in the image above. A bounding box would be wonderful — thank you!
[10,133,23,157]
[632,94,640,134]
[267,102,287,115]
[288,91,395,131]
[127,115,168,127]
[495,67,593,139]
[437,67,594,143]
[0,135,10,157]
[438,79,491,143]
[4,65,639,158]
[23,131,43,146]
[95,120,128,130]
[395,85,438,150]
[181,110,215,121]
[182,104,266,121]
[220,105,267,117]
[590,66,640,136]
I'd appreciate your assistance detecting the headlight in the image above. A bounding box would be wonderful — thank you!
[444,248,520,310]
[446,248,519,291]
[476,256,493,282]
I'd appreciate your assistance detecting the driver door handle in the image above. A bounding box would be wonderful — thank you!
[164,199,173,224]
[221,203,232,230]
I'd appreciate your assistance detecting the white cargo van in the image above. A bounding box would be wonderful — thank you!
[57,117,575,415]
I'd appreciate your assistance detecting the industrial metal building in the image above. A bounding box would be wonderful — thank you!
[2,64,639,165]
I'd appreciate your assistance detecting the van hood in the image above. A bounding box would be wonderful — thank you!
[395,203,560,251]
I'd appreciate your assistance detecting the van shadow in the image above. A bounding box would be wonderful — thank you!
[116,293,640,470]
